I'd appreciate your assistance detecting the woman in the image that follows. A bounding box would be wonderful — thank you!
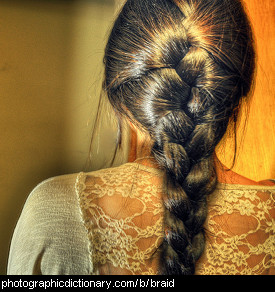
[8,0,274,275]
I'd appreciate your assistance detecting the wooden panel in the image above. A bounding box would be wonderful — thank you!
[217,0,275,181]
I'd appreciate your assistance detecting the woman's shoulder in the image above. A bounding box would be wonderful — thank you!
[8,172,92,275]
[211,180,275,230]
[27,162,159,204]
[199,176,274,275]
[214,180,275,206]
[15,173,81,227]
[29,172,80,199]
[14,172,87,242]
[85,162,163,177]
[77,162,163,189]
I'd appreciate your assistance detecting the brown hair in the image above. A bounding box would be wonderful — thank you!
[103,0,255,274]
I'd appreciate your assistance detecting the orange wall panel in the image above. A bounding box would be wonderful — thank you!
[217,0,275,181]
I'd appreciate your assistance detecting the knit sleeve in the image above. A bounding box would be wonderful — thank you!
[7,174,93,275]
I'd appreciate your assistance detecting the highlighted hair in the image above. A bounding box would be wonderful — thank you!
[104,0,255,274]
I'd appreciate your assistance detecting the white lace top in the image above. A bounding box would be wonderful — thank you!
[7,163,275,275]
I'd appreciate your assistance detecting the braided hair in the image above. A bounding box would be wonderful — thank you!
[103,0,255,275]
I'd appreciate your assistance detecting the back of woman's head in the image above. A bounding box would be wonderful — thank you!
[103,0,255,274]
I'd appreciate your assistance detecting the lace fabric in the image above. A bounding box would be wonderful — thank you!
[197,185,275,275]
[75,163,275,275]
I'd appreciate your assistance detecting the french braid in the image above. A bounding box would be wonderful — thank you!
[104,0,255,275]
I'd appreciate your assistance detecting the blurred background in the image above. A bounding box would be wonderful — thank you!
[0,0,274,274]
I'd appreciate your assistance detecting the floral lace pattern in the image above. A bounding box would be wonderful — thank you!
[76,164,164,275]
[76,163,275,275]
[196,185,275,275]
